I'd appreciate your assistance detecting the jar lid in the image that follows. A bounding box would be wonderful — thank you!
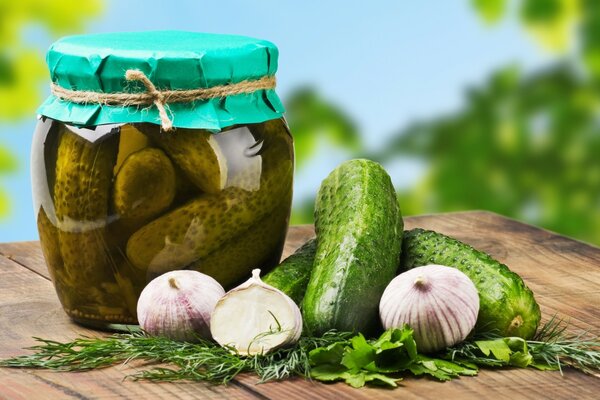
[37,31,285,131]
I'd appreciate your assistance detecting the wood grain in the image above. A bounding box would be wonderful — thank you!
[0,211,598,399]
[0,244,260,400]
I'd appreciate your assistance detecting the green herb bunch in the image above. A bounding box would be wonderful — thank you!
[446,316,600,375]
[1,317,598,388]
[0,330,353,384]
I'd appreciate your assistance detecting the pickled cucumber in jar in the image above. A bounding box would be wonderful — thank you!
[128,121,293,279]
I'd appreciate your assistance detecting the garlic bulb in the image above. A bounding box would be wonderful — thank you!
[210,269,302,355]
[137,270,225,341]
[379,264,479,353]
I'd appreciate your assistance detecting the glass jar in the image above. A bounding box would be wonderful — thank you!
[32,31,293,330]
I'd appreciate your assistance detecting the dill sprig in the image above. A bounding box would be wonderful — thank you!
[0,330,353,384]
[446,316,600,375]
[2,316,598,385]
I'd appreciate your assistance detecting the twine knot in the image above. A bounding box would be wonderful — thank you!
[125,69,173,131]
[50,70,277,131]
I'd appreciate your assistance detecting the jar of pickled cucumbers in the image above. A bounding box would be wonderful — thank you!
[31,31,293,330]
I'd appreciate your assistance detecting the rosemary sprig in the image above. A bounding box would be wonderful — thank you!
[0,330,353,384]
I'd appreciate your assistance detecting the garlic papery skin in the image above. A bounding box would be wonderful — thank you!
[379,264,479,353]
[137,270,225,342]
[210,269,302,356]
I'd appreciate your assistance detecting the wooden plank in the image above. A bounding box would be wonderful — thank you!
[0,225,316,399]
[281,224,315,258]
[0,254,258,399]
[0,241,47,278]
[1,212,599,399]
[236,367,599,400]
[236,212,600,399]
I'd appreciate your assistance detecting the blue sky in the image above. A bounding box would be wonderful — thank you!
[0,1,556,241]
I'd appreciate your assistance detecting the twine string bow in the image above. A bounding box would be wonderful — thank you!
[50,69,277,131]
[125,70,173,131]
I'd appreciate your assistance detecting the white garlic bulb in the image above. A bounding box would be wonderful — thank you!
[137,270,225,342]
[210,269,302,355]
[379,264,479,353]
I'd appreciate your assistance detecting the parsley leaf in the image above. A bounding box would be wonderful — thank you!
[308,326,477,388]
[341,334,375,370]
[475,339,513,362]
[409,355,478,381]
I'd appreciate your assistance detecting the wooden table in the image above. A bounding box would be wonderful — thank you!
[0,211,598,399]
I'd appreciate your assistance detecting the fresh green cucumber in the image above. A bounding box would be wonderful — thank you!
[302,159,403,335]
[401,228,541,339]
[263,238,317,304]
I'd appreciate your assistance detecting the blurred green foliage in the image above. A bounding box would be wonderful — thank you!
[378,64,600,244]
[0,146,18,216]
[0,0,102,119]
[472,0,579,51]
[0,0,101,218]
[0,0,597,245]
[285,89,361,225]
[285,88,361,170]
[472,0,507,23]
[582,0,600,79]
[288,0,600,245]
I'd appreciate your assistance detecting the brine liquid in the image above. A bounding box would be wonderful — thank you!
[32,118,293,330]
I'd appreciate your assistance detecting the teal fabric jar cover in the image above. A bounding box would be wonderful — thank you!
[38,31,285,131]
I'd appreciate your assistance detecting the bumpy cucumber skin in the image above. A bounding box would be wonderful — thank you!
[54,129,117,225]
[54,130,117,290]
[140,126,225,193]
[126,121,294,275]
[113,148,176,220]
[401,228,541,339]
[126,173,291,274]
[37,206,71,307]
[173,164,201,204]
[263,238,317,304]
[302,159,403,335]
[53,128,133,319]
[110,147,177,249]
[187,198,291,289]
[114,124,149,174]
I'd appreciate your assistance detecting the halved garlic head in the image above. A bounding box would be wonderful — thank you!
[210,269,302,355]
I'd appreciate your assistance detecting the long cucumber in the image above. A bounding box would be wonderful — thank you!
[401,228,541,338]
[302,159,403,335]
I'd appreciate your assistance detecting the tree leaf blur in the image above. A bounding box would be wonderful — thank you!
[472,0,507,24]
[519,0,579,52]
[0,0,101,219]
[0,146,18,172]
[0,0,102,120]
[382,64,600,244]
[285,88,361,170]
[0,1,597,245]
[290,0,600,245]
[0,146,18,218]
[582,0,600,79]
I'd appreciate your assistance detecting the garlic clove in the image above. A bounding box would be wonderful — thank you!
[137,270,225,342]
[379,264,479,353]
[210,269,302,356]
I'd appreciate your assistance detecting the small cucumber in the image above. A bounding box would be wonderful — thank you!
[263,238,317,304]
[186,199,291,289]
[302,159,403,335]
[401,228,541,339]
[113,148,176,221]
